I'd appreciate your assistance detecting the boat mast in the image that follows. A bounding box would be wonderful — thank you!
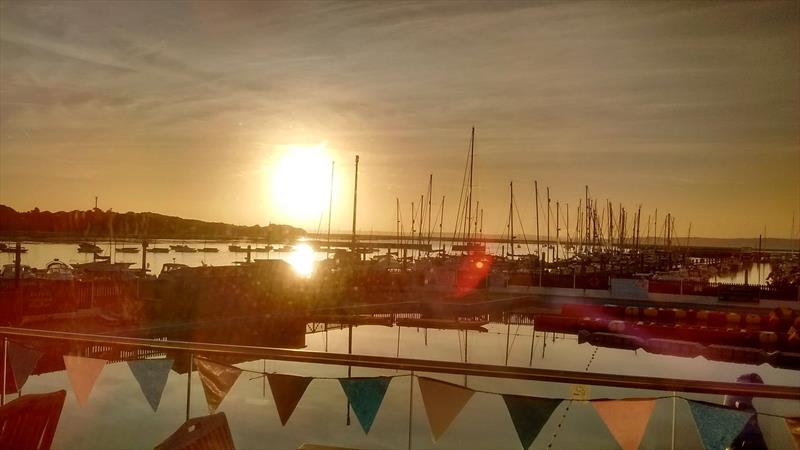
[466,127,475,247]
[419,194,424,258]
[509,182,514,259]
[534,181,540,262]
[396,197,401,255]
[546,187,551,263]
[411,201,416,261]
[427,174,433,248]
[327,161,334,259]
[439,196,445,253]
[351,155,359,255]
[555,201,560,262]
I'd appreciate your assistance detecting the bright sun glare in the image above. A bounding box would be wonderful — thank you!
[269,143,333,226]
[287,243,315,277]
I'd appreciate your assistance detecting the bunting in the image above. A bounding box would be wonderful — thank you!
[592,399,655,450]
[128,358,173,412]
[786,417,800,450]
[417,377,474,441]
[195,357,242,413]
[63,355,106,407]
[688,400,753,450]
[8,341,43,390]
[267,373,312,425]
[339,377,392,434]
[502,394,562,450]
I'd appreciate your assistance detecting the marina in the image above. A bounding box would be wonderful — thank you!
[1,1,799,449]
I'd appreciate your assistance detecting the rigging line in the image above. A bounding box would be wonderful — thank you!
[451,137,472,244]
[512,194,532,256]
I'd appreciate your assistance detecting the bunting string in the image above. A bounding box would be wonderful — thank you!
[1,341,795,450]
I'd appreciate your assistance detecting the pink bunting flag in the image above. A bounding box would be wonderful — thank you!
[417,377,474,441]
[592,399,655,450]
[194,357,242,413]
[63,355,106,407]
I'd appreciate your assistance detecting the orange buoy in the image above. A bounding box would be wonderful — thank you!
[759,331,779,345]
[726,312,741,325]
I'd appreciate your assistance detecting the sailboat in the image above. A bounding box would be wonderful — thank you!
[450,127,486,254]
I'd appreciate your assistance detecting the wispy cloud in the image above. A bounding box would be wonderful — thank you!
[1,1,797,236]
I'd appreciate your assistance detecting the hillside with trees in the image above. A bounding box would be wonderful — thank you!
[0,205,304,242]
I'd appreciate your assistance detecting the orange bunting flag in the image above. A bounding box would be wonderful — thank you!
[195,357,242,413]
[63,355,106,407]
[267,373,312,425]
[592,399,656,450]
[786,417,800,450]
[417,377,474,441]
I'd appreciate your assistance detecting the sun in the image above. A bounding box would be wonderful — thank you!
[268,143,334,226]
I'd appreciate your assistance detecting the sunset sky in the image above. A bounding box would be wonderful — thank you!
[1,1,798,238]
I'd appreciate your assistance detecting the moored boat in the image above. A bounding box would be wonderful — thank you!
[77,242,103,253]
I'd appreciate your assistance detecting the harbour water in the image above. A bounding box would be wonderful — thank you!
[12,321,799,449]
[0,240,772,284]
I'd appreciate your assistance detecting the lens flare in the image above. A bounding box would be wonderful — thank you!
[287,243,315,277]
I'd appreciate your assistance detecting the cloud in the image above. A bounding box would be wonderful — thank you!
[1,1,797,236]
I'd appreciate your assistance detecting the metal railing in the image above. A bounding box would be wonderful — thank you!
[1,326,797,400]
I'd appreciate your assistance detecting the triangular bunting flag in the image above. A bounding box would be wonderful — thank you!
[592,399,655,450]
[8,341,43,390]
[63,355,106,407]
[417,377,474,441]
[267,373,312,425]
[195,357,242,413]
[128,358,173,412]
[786,417,800,450]
[688,400,753,450]
[502,394,562,450]
[339,377,392,434]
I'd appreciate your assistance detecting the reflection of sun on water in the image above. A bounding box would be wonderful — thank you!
[269,143,333,226]
[287,243,315,277]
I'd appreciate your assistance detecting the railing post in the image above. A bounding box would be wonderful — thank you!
[186,352,192,421]
[2,337,7,406]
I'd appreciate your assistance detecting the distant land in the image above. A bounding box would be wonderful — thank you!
[309,232,800,252]
[0,205,305,242]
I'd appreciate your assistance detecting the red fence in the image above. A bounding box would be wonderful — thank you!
[0,279,139,324]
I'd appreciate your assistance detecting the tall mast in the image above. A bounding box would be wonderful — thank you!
[509,182,514,259]
[327,161,334,259]
[546,187,551,263]
[427,174,433,247]
[411,201,416,260]
[419,194,424,255]
[439,196,445,253]
[534,181,540,261]
[351,155,359,254]
[584,186,589,252]
[654,208,658,247]
[466,127,475,245]
[636,205,642,251]
[555,201,560,262]
[396,197,401,252]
